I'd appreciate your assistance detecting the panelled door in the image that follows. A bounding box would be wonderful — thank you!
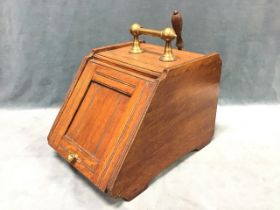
[48,60,156,190]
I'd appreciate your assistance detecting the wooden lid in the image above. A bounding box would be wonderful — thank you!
[94,42,204,75]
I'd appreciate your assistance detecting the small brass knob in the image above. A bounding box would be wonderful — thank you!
[67,153,78,163]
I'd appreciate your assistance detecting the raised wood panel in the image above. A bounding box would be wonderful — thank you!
[65,82,130,161]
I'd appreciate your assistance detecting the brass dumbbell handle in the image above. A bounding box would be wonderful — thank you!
[129,23,177,62]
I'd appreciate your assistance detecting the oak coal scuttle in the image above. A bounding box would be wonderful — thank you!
[48,11,222,200]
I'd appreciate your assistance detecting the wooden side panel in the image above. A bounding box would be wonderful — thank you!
[109,53,222,200]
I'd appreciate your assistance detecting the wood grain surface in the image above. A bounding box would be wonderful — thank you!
[48,41,222,200]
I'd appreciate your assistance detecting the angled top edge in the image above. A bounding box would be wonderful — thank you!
[92,42,205,75]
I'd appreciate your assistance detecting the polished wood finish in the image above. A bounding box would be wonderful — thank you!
[48,41,222,200]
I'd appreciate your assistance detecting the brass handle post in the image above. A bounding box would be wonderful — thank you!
[129,23,177,62]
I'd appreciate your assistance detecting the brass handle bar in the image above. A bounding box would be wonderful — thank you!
[135,27,177,40]
[129,23,177,62]
[138,28,162,38]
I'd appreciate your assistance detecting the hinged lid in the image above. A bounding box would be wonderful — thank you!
[93,43,205,77]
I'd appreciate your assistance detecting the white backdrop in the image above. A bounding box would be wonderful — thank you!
[1,105,279,210]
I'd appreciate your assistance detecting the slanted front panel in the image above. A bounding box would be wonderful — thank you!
[48,60,157,190]
[56,62,140,177]
[65,81,130,161]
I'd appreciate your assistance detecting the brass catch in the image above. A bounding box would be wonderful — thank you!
[67,153,78,163]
